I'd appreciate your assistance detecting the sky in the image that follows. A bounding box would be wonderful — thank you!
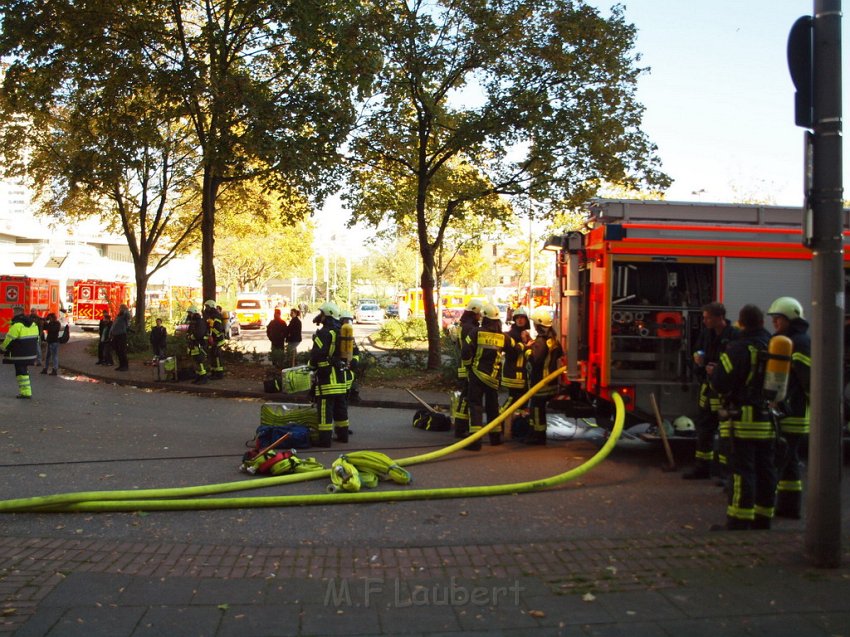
[602,0,844,206]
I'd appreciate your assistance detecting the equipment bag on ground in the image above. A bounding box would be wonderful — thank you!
[283,366,312,393]
[154,356,177,382]
[250,424,313,450]
[412,408,452,431]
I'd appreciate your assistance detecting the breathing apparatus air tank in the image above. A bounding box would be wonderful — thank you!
[764,334,793,403]
[339,320,355,364]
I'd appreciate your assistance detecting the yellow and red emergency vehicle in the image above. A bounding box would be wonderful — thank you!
[0,275,61,337]
[71,280,129,331]
[549,199,850,426]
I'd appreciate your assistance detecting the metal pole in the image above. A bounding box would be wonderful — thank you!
[805,0,843,568]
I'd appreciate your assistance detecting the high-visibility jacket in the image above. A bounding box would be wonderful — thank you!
[527,330,563,398]
[710,327,772,440]
[310,320,347,396]
[455,311,479,378]
[694,322,738,412]
[501,324,530,390]
[463,320,507,390]
[1,314,39,362]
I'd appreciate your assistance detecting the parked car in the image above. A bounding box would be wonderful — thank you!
[385,303,399,319]
[354,303,383,324]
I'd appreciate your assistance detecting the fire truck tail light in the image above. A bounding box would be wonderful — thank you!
[595,254,604,267]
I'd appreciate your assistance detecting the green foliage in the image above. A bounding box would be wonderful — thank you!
[372,318,429,348]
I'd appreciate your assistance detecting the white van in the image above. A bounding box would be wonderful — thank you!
[234,293,274,329]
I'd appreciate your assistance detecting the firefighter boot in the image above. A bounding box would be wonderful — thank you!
[682,461,711,480]
[317,430,333,448]
[775,490,802,519]
[751,515,772,530]
[16,375,32,399]
[193,374,208,385]
[334,426,349,443]
[454,411,469,439]
[466,406,483,451]
[489,422,503,446]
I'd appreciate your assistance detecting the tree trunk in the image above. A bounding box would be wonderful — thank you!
[201,167,219,302]
[133,263,149,332]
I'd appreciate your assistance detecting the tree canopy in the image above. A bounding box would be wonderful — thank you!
[344,0,670,367]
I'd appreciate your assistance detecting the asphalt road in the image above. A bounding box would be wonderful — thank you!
[2,365,838,551]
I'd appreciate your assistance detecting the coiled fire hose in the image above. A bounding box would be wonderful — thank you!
[0,368,624,512]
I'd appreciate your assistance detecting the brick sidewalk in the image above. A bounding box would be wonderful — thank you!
[4,530,849,635]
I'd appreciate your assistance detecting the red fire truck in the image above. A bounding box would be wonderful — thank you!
[71,280,129,331]
[0,275,62,337]
[549,199,850,426]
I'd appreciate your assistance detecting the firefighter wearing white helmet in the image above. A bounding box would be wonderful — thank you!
[526,307,562,445]
[185,305,209,384]
[203,301,226,379]
[502,307,533,423]
[767,296,811,519]
[309,300,350,446]
[452,298,485,439]
[462,303,508,450]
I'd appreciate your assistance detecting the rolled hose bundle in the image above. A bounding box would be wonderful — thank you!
[344,450,411,485]
[0,369,625,512]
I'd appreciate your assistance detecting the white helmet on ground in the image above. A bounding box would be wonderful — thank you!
[673,416,696,434]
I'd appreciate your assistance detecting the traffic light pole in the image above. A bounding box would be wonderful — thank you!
[805,0,843,568]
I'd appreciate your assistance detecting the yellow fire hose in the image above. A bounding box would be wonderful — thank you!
[0,368,624,512]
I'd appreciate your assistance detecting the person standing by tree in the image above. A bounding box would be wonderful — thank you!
[97,310,114,366]
[0,305,39,399]
[285,308,303,368]
[266,308,288,370]
[110,304,132,371]
[463,303,508,450]
[149,317,168,360]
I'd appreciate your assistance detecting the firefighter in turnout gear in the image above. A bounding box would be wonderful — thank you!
[203,300,226,379]
[526,307,563,445]
[452,298,484,439]
[309,302,351,447]
[0,305,39,399]
[185,306,209,385]
[501,306,533,426]
[462,303,508,450]
[709,304,774,530]
[683,302,738,480]
[767,297,811,519]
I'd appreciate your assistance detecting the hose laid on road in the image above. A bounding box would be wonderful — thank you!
[0,369,625,512]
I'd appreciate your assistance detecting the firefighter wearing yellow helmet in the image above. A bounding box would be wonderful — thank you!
[767,296,810,519]
[452,297,485,439]
[309,301,351,446]
[501,306,533,426]
[462,303,508,450]
[526,307,562,445]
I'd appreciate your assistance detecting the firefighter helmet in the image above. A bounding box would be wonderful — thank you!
[339,309,353,321]
[482,303,501,320]
[318,301,340,319]
[512,306,529,320]
[673,416,696,434]
[187,305,198,314]
[767,296,804,320]
[204,299,216,308]
[531,307,553,328]
[465,298,485,313]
